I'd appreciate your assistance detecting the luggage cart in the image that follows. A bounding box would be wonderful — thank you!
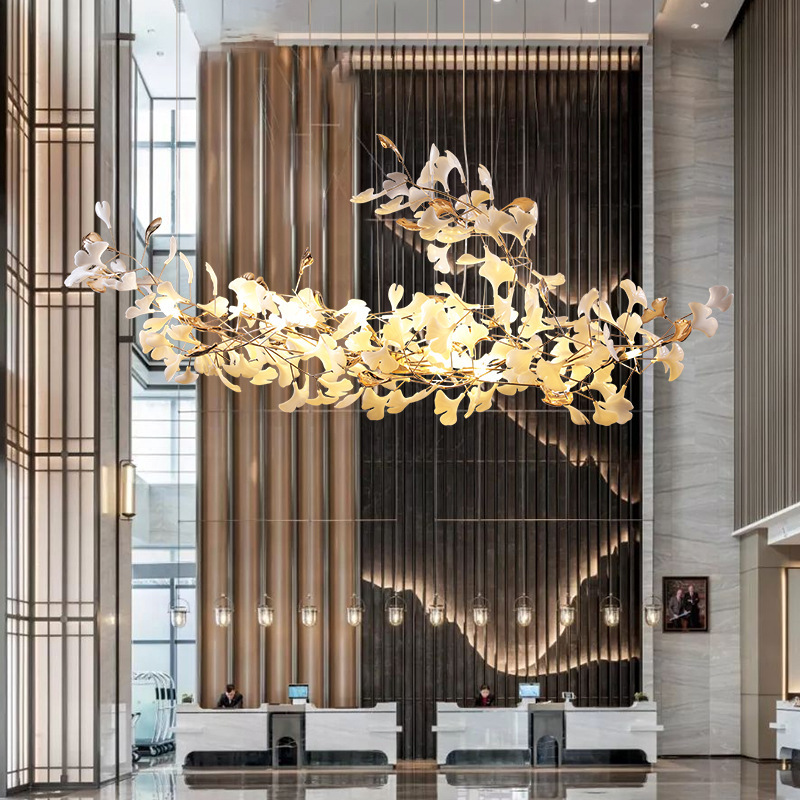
[133,671,176,756]
[131,712,141,764]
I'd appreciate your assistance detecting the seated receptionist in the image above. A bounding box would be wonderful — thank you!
[216,684,244,709]
[474,684,495,707]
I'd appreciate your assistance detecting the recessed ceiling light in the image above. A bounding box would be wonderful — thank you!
[700,1,710,7]
[691,22,700,29]
[588,0,597,3]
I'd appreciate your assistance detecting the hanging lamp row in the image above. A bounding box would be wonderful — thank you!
[169,592,666,629]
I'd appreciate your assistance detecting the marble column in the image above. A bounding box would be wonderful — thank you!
[652,37,738,755]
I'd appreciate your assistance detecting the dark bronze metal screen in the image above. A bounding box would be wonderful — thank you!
[355,46,643,760]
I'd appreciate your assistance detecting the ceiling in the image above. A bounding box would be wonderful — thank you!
[131,0,747,97]
[182,0,746,47]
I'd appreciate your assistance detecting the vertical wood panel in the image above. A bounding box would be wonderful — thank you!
[734,0,800,529]
[356,46,643,760]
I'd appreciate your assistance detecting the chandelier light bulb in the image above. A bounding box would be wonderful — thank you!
[214,594,233,628]
[257,594,275,627]
[515,595,534,627]
[644,596,663,628]
[559,599,576,628]
[386,593,406,627]
[169,597,189,629]
[602,595,622,628]
[299,595,319,628]
[427,594,446,627]
[472,594,489,628]
[346,594,365,627]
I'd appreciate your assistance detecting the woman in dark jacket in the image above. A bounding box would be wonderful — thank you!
[474,684,495,707]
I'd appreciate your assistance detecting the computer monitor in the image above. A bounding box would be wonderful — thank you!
[288,684,309,702]
[519,683,541,700]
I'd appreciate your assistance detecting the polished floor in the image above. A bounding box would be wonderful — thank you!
[26,759,800,799]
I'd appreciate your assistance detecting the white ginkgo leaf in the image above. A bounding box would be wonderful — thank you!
[577,288,600,318]
[113,271,138,293]
[602,324,619,362]
[388,283,404,310]
[706,285,733,312]
[567,405,590,426]
[95,200,112,230]
[279,381,309,412]
[426,243,452,274]
[477,164,494,197]
[455,253,484,265]
[500,206,538,244]
[654,343,685,381]
[179,252,194,284]
[619,279,647,311]
[351,187,384,203]
[593,388,633,426]
[205,263,218,295]
[689,303,718,337]
[433,389,464,426]
[125,292,156,319]
[174,367,199,385]
[473,206,514,245]
[165,236,178,266]
[74,240,109,269]
[478,249,515,296]
[334,388,365,409]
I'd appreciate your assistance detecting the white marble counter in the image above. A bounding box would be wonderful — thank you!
[772,701,800,759]
[565,701,662,764]
[432,701,663,766]
[174,705,269,766]
[305,703,401,765]
[433,703,530,765]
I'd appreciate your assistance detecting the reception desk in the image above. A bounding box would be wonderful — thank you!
[772,701,800,759]
[434,701,662,766]
[174,703,401,768]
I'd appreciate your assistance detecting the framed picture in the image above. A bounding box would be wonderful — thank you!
[662,576,709,632]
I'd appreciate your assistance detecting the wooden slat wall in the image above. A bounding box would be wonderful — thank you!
[355,46,644,761]
[734,0,800,529]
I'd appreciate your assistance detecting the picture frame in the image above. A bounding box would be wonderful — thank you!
[662,576,709,632]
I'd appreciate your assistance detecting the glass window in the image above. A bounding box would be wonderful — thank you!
[132,643,170,676]
[132,587,171,641]
[176,643,197,700]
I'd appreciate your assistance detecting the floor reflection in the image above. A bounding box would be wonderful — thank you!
[133,766,657,800]
[74,759,787,800]
[778,765,800,799]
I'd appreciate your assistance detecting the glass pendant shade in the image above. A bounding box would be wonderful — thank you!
[257,594,275,627]
[386,593,405,627]
[515,595,534,627]
[471,594,489,628]
[644,595,663,628]
[169,597,189,629]
[299,595,318,628]
[559,599,576,627]
[346,595,365,627]
[214,594,233,628]
[427,594,446,627]
[602,595,622,627]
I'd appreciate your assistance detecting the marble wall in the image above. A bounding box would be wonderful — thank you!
[652,39,738,755]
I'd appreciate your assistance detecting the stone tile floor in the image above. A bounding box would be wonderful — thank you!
[19,758,799,799]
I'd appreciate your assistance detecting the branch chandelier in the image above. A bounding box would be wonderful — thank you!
[66,135,732,425]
